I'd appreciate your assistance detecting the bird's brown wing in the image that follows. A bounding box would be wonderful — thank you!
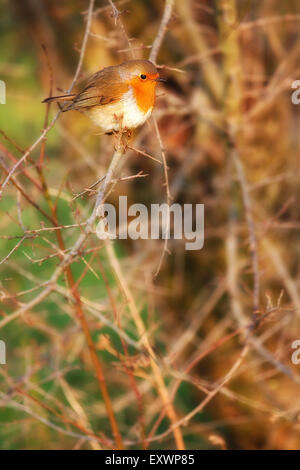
[63,68,129,112]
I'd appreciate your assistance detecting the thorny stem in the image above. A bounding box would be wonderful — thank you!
[108,0,135,59]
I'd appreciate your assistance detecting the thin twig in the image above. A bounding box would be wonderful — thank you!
[149,0,174,64]
[0,0,95,198]
[152,116,171,277]
[108,0,135,58]
[69,0,95,91]
[233,152,260,316]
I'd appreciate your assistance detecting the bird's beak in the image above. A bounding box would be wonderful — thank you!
[155,77,166,82]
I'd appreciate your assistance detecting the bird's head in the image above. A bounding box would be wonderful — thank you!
[118,59,165,112]
[119,59,164,84]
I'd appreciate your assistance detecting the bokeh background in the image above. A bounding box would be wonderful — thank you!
[1,0,300,450]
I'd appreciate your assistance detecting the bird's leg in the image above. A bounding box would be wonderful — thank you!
[112,114,128,153]
[114,115,135,151]
[120,129,136,153]
[120,133,130,153]
[125,129,135,146]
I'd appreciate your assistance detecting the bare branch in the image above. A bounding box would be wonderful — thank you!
[149,0,174,64]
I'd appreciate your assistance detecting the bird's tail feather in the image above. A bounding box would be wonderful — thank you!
[42,94,75,104]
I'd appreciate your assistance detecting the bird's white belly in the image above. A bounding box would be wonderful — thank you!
[87,88,152,133]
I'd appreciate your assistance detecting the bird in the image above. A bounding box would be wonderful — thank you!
[42,59,165,134]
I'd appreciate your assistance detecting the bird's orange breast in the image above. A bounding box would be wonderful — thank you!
[129,74,158,114]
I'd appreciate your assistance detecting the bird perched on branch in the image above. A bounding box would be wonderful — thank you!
[43,59,165,134]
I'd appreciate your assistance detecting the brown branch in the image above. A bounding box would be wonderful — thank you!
[152,116,171,278]
[108,0,135,59]
[149,0,174,64]
[233,152,260,316]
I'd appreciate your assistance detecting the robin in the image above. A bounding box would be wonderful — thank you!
[43,59,165,134]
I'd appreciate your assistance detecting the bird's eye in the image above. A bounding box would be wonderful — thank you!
[140,74,147,80]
